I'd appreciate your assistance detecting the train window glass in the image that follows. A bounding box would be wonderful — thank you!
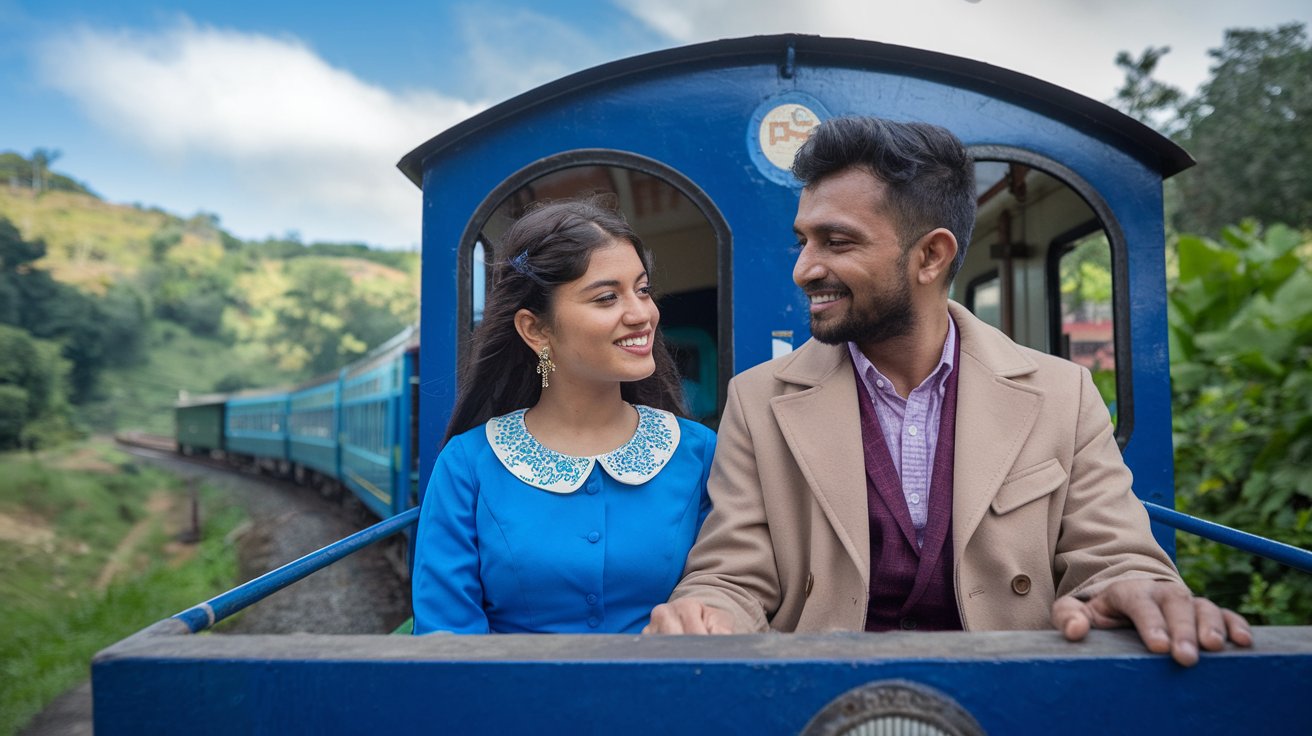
[963,270,1001,330]
[471,241,486,327]
[464,159,726,425]
[958,157,1123,431]
[1055,230,1117,422]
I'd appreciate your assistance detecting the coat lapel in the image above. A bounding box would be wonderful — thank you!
[947,302,1044,564]
[770,341,871,587]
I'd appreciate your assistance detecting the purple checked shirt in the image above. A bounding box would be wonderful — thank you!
[847,320,957,546]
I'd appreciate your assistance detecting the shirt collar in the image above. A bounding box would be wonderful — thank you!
[485,405,681,494]
[847,317,958,396]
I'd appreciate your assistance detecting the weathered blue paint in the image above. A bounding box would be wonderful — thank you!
[171,507,419,633]
[93,628,1312,735]
[1146,501,1312,574]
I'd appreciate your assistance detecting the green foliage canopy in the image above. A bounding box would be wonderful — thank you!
[1169,223,1312,623]
[1115,24,1312,234]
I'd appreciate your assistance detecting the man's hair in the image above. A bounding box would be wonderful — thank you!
[791,116,976,280]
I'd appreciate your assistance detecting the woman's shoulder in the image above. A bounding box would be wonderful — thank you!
[439,419,502,460]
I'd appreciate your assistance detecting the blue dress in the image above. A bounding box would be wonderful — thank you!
[411,405,716,634]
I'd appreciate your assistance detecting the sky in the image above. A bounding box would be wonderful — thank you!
[2,0,1309,250]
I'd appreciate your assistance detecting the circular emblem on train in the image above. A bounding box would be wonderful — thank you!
[748,92,830,186]
[800,679,985,736]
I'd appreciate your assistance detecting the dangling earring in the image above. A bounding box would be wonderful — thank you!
[536,345,556,389]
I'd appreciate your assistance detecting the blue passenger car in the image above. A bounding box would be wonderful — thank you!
[287,374,341,480]
[339,326,419,518]
[223,388,290,470]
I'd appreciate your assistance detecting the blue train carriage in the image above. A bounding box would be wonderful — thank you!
[286,371,342,484]
[222,386,291,474]
[94,35,1311,735]
[338,325,420,519]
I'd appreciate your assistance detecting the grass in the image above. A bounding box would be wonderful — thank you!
[0,439,244,735]
[81,320,294,435]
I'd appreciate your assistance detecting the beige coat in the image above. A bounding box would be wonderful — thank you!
[671,302,1180,632]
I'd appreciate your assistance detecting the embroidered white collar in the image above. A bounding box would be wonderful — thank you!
[485,405,681,494]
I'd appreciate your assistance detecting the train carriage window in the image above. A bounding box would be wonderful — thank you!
[462,152,731,426]
[957,153,1127,441]
[963,269,1001,330]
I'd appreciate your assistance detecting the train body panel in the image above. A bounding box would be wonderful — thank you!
[287,376,341,479]
[174,395,225,455]
[223,391,290,464]
[340,326,419,518]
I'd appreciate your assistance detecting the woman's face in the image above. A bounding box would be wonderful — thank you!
[544,239,659,389]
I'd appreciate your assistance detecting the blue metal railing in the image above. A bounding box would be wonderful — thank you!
[166,498,1311,635]
[1144,501,1312,575]
[171,507,420,633]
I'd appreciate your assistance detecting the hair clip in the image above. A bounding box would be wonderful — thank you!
[510,251,531,275]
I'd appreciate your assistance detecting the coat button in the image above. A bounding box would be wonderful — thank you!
[900,617,917,630]
[1011,574,1032,595]
[587,531,601,543]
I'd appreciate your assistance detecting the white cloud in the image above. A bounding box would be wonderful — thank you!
[36,21,487,247]
[456,6,622,102]
[614,0,1312,102]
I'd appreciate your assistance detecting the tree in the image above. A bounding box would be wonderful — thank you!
[30,148,61,193]
[1114,24,1312,235]
[0,324,74,449]
[1113,46,1185,135]
[1176,24,1312,233]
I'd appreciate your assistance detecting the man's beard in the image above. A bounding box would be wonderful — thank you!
[808,271,914,346]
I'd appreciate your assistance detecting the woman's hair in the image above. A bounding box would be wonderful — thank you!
[444,196,688,443]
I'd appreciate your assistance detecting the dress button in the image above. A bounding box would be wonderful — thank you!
[586,594,598,605]
[585,482,599,495]
[587,616,600,628]
[1011,574,1032,595]
[587,531,601,543]
[900,617,918,630]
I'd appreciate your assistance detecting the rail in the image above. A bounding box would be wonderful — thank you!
[171,507,419,633]
[166,498,1311,634]
[1143,501,1312,575]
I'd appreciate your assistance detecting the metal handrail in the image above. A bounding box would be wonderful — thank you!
[1144,501,1312,575]
[171,507,420,633]
[167,498,1311,634]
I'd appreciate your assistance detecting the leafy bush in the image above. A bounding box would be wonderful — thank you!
[1168,222,1312,623]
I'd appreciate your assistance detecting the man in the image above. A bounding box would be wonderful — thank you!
[646,116,1250,666]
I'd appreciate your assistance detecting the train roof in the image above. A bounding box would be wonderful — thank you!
[398,34,1193,184]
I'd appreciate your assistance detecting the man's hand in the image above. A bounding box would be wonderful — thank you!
[1051,579,1252,666]
[643,599,740,635]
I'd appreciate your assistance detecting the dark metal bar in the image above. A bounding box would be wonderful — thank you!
[172,507,420,633]
[1144,501,1312,575]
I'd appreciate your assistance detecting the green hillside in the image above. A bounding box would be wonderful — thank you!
[0,152,419,443]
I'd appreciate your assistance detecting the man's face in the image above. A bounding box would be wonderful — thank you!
[792,167,914,346]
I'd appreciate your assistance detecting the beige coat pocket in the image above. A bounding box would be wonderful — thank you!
[991,459,1068,515]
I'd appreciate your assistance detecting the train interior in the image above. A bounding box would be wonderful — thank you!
[470,165,722,423]
[463,158,1117,430]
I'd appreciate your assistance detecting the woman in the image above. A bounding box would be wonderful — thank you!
[411,197,716,634]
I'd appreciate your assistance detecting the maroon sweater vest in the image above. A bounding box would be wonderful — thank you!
[856,337,963,632]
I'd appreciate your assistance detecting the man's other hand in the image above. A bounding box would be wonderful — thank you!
[643,599,739,635]
[1051,579,1253,666]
